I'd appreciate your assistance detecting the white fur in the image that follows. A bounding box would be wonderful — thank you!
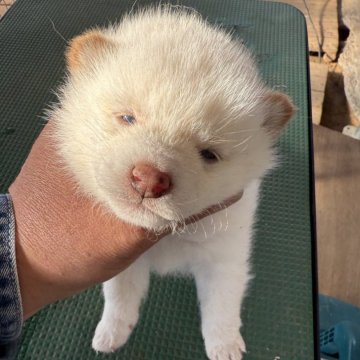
[51,7,291,360]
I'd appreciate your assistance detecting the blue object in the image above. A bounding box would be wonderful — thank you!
[320,295,360,360]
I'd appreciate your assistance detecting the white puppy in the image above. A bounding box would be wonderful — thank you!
[52,7,294,360]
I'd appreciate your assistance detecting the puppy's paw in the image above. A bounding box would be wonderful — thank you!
[206,333,246,360]
[92,319,133,353]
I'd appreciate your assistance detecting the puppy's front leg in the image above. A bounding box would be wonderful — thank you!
[194,264,250,360]
[92,260,149,353]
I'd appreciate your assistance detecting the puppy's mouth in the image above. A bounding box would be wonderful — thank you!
[121,194,178,221]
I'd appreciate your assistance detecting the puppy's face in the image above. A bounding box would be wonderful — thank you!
[54,9,293,231]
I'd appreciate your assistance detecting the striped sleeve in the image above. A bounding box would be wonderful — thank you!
[0,194,22,359]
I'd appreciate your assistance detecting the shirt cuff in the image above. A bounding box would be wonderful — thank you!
[0,194,23,345]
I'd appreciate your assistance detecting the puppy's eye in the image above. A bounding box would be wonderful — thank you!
[200,149,220,163]
[121,115,136,124]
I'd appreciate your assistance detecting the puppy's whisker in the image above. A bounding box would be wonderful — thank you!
[224,208,230,232]
[212,215,216,235]
[129,0,139,15]
[199,220,208,239]
[214,118,236,133]
[232,135,253,149]
[222,129,259,135]
[190,219,199,235]
[240,142,250,153]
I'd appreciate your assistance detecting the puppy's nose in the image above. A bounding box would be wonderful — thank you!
[131,163,171,198]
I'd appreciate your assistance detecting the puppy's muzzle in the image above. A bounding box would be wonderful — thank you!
[131,162,172,198]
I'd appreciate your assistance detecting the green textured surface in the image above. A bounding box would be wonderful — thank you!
[0,0,316,359]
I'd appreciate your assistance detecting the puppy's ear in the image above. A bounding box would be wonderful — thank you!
[66,29,114,73]
[261,92,295,139]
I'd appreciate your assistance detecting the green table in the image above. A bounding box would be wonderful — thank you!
[0,1,318,359]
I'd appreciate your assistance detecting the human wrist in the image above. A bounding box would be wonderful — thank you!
[0,194,23,341]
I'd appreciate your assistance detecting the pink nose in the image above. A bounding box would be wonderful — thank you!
[131,163,171,198]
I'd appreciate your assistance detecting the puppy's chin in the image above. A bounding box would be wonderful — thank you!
[103,196,173,231]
